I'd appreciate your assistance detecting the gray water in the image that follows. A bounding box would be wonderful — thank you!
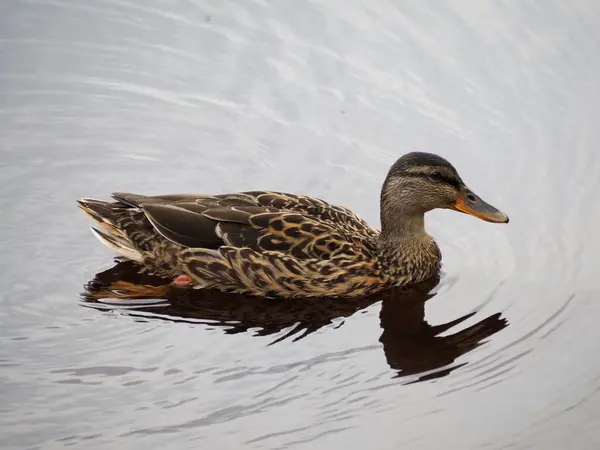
[2,1,600,448]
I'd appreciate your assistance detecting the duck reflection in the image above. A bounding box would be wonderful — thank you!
[81,261,508,382]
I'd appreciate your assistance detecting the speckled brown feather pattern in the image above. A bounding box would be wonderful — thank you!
[78,191,400,298]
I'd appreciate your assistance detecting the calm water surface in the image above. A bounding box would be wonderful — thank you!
[2,1,600,448]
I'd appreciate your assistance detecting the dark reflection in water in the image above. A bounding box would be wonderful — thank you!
[82,261,507,382]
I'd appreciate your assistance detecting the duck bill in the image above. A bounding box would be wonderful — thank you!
[451,187,509,223]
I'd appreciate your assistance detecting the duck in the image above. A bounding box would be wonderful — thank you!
[77,152,508,298]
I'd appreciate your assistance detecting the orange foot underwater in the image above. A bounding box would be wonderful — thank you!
[91,280,171,299]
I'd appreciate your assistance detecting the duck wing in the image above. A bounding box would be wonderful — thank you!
[112,191,379,260]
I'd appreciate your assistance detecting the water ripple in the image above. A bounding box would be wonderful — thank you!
[2,0,600,449]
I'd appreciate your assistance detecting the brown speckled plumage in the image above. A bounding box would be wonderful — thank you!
[77,152,508,298]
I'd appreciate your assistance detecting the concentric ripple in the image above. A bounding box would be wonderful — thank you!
[2,1,600,449]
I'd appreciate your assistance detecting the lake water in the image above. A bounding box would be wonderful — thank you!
[2,1,600,449]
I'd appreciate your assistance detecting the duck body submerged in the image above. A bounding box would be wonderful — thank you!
[78,152,508,298]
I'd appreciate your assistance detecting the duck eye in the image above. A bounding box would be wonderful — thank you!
[429,172,444,182]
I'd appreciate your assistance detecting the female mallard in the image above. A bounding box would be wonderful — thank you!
[78,152,508,298]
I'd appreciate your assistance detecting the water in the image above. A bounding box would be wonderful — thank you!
[2,1,600,448]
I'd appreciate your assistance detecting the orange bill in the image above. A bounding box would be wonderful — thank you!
[451,188,509,223]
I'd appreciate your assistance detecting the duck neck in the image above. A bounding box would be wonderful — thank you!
[378,208,441,282]
[381,211,426,239]
[379,211,428,255]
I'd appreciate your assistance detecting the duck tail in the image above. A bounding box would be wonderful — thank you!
[77,198,144,263]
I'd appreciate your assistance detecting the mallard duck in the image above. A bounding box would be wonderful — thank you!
[78,152,508,298]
